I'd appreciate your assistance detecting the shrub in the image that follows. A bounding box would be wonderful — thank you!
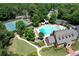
[39,32,44,40]
[35,41,45,47]
[23,28,35,41]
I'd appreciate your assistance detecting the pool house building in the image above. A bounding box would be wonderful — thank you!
[44,28,78,47]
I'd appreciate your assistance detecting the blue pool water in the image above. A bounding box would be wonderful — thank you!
[5,22,16,31]
[39,24,65,36]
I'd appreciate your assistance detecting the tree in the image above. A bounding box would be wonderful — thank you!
[39,32,44,40]
[23,28,35,41]
[0,22,7,35]
[0,7,16,21]
[31,14,40,27]
[49,13,57,24]
[16,21,26,35]
[0,22,14,55]
[44,15,49,20]
[70,8,79,25]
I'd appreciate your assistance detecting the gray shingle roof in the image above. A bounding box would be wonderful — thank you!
[44,28,78,46]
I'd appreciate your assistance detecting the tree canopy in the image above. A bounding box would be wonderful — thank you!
[0,22,14,55]
[16,21,26,35]
[23,28,35,41]
[0,3,79,56]
[49,13,57,24]
[0,4,79,25]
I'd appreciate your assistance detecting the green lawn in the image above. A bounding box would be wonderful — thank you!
[72,41,79,50]
[10,38,79,56]
[13,38,37,56]
[40,41,79,56]
[40,47,67,56]
[29,40,45,47]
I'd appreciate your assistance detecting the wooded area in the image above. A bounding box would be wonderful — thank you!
[0,3,79,55]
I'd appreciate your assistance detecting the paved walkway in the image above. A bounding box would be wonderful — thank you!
[15,33,47,56]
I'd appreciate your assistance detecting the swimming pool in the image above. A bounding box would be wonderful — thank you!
[39,24,66,36]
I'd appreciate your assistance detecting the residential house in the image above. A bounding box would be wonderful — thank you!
[44,28,78,47]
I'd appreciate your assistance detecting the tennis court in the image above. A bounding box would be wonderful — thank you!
[5,22,16,31]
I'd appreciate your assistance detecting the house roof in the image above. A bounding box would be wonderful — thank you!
[44,28,78,46]
[54,29,78,44]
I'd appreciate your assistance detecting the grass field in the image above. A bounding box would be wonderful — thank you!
[40,47,67,56]
[72,40,79,50]
[8,37,37,56]
[8,38,79,56]
[40,40,79,56]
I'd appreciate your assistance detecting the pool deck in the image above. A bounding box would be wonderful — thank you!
[34,24,66,47]
[34,24,66,38]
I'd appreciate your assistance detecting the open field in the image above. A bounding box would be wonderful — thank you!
[8,37,37,56]
[40,47,67,56]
